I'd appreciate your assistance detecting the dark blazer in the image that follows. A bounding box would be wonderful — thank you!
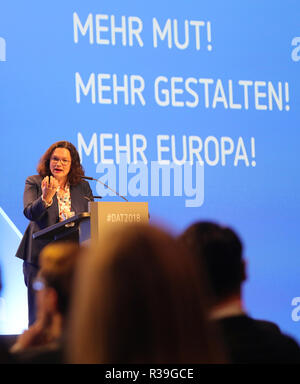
[16,175,93,266]
[216,315,300,364]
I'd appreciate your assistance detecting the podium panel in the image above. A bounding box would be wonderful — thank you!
[89,201,149,245]
[33,202,149,247]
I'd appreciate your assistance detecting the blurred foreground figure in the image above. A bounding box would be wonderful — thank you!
[11,242,80,364]
[180,221,300,364]
[0,268,16,363]
[67,224,226,364]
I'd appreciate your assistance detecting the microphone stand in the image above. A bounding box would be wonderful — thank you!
[82,176,128,202]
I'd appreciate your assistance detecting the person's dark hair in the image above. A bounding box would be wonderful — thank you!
[37,141,84,185]
[180,222,245,303]
[68,224,226,364]
[38,242,80,316]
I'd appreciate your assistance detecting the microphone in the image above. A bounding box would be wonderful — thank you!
[83,195,102,201]
[82,176,128,202]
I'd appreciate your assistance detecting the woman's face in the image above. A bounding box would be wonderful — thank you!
[49,147,72,181]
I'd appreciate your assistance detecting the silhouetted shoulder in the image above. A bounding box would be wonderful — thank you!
[216,315,300,364]
[255,319,281,333]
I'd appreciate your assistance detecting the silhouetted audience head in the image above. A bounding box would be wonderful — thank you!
[36,241,80,320]
[180,222,246,304]
[179,221,300,364]
[10,242,81,362]
[67,224,226,364]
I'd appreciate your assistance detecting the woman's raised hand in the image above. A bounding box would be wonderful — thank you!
[41,176,59,204]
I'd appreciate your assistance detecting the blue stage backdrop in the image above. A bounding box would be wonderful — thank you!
[0,1,299,339]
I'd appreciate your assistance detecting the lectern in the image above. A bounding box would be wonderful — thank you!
[33,201,149,245]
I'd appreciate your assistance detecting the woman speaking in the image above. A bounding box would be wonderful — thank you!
[16,141,93,326]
